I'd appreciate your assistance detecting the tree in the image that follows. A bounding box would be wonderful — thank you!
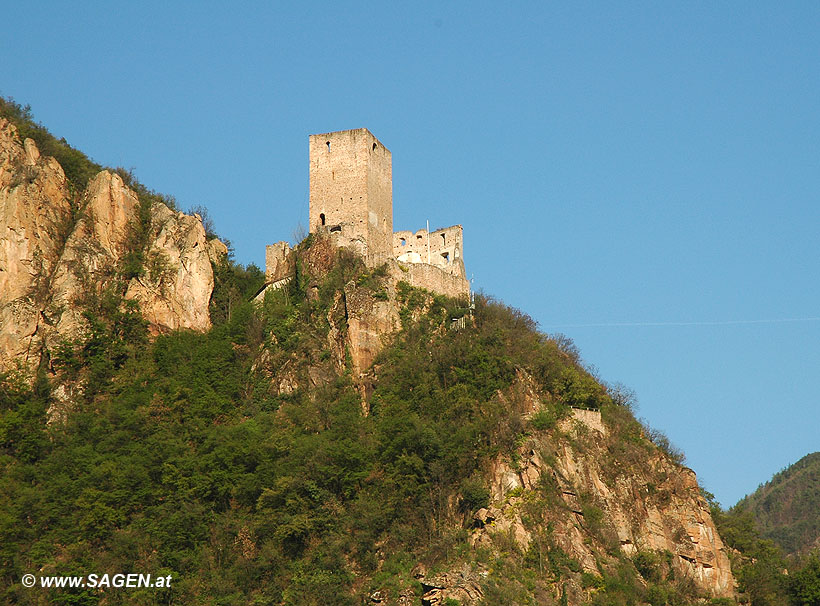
[790,552,820,606]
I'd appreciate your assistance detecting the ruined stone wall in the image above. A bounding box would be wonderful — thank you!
[393,260,470,301]
[265,128,468,301]
[265,241,293,282]
[394,225,465,278]
[308,129,392,264]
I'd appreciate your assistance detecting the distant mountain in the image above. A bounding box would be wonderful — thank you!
[736,452,820,556]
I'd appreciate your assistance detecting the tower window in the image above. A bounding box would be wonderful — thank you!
[441,252,450,264]
[372,142,377,151]
[400,238,406,246]
[326,141,331,152]
[320,213,326,226]
[441,233,446,245]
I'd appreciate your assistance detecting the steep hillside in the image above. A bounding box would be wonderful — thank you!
[1,246,736,605]
[0,101,738,605]
[736,452,820,556]
[0,101,228,391]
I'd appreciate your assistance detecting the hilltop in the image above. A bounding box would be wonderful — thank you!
[0,99,746,605]
[735,452,820,556]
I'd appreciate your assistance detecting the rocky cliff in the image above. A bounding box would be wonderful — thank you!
[395,366,735,605]
[0,117,226,378]
[460,407,734,603]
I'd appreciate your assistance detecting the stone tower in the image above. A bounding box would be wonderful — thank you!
[309,128,393,264]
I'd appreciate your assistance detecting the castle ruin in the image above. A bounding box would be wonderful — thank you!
[264,128,469,300]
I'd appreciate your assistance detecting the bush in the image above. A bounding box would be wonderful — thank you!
[645,426,686,465]
[530,409,556,431]
[460,476,490,512]
[633,550,662,583]
[554,366,609,410]
[0,97,102,191]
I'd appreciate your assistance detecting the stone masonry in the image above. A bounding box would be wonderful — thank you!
[265,128,470,300]
[309,128,393,264]
[394,225,466,280]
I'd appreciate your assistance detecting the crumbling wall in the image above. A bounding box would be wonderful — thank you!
[264,129,469,301]
[394,225,465,278]
[392,260,470,301]
[265,241,293,282]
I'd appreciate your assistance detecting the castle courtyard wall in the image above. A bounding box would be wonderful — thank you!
[265,241,293,282]
[391,259,470,301]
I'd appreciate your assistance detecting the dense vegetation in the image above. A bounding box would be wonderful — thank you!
[735,452,820,557]
[705,453,820,605]
[0,225,715,605]
[709,487,820,606]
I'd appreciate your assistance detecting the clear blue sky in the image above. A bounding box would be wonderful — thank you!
[3,2,818,506]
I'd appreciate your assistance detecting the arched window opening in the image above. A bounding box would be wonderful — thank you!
[326,141,331,152]
[320,213,326,226]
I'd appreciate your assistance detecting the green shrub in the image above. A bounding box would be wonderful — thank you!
[0,97,101,191]
[633,550,662,583]
[554,366,609,410]
[460,476,490,512]
[530,409,556,430]
[581,572,605,588]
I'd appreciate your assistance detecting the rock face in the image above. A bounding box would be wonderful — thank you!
[258,235,405,382]
[126,203,227,334]
[0,118,225,376]
[46,170,140,344]
[343,280,400,377]
[419,566,484,605]
[470,406,735,600]
[0,118,72,372]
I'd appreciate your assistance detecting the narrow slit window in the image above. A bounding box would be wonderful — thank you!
[326,141,331,152]
[320,213,326,226]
